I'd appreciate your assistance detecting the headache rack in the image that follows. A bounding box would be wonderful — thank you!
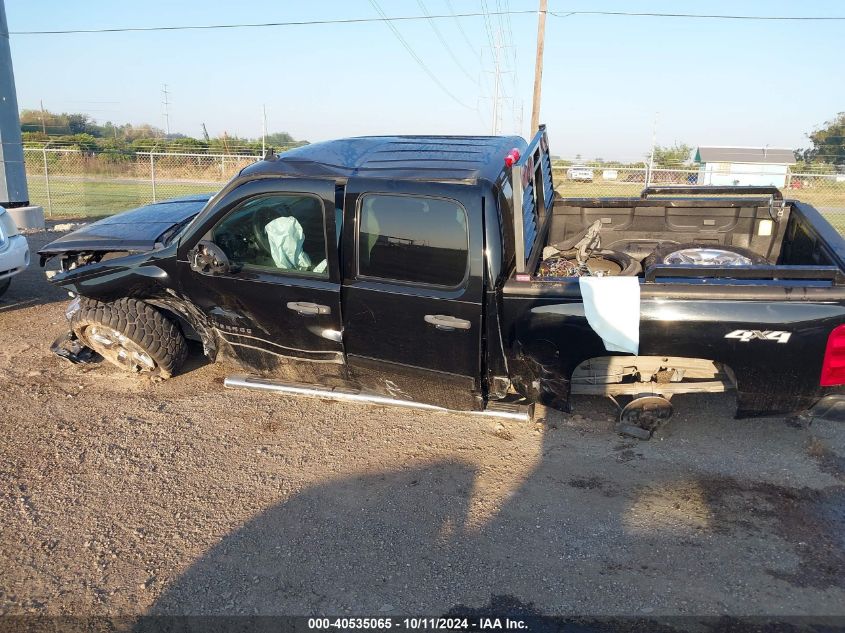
[511,125,555,274]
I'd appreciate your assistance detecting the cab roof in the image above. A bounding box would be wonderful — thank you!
[241,135,527,184]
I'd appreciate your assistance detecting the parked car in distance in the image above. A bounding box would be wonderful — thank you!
[567,165,594,182]
[0,206,30,298]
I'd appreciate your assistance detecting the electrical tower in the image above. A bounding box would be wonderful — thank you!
[484,29,515,136]
[161,84,171,136]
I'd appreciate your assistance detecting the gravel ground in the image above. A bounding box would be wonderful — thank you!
[1,227,844,618]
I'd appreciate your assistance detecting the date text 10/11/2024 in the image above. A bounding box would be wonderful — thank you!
[307,618,528,630]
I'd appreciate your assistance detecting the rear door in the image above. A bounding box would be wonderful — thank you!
[341,179,485,410]
[177,177,346,385]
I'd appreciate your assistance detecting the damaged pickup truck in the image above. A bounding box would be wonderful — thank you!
[39,127,845,438]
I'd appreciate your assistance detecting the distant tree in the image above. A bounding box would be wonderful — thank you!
[130,137,162,152]
[165,137,208,152]
[66,113,96,136]
[56,133,99,153]
[22,130,49,143]
[796,112,845,166]
[19,108,308,156]
[125,123,165,140]
[652,142,693,168]
[20,109,71,134]
[263,131,308,149]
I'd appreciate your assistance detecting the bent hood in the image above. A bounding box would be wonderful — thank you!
[39,194,212,256]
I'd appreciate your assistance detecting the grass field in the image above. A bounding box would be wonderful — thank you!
[24,175,845,234]
[26,177,218,219]
[555,178,845,210]
[555,178,845,233]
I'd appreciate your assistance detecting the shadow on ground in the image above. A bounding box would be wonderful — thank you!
[143,395,845,616]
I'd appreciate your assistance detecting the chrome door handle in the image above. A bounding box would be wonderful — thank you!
[424,314,471,331]
[287,301,330,316]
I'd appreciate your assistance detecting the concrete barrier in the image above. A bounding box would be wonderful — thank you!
[6,205,45,230]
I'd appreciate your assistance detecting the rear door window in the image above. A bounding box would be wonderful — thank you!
[357,194,469,287]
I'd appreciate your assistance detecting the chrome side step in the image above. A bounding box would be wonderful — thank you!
[224,374,532,422]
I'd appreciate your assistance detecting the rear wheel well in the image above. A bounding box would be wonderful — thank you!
[570,355,737,396]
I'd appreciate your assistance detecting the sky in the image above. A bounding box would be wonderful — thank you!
[5,0,844,161]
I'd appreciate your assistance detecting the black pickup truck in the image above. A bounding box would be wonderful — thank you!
[40,127,845,437]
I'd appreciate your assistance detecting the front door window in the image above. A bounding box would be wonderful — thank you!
[212,194,328,277]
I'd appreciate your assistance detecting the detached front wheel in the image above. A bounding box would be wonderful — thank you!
[71,298,188,378]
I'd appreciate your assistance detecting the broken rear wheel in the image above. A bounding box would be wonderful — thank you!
[71,298,188,378]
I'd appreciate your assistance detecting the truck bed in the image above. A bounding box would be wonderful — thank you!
[499,164,845,418]
[545,192,843,276]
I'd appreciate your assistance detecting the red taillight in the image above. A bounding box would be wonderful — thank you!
[820,324,845,386]
[504,148,521,167]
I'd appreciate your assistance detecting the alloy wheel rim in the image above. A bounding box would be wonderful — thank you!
[83,325,156,373]
[664,248,753,267]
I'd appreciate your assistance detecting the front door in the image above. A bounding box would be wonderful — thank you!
[178,178,346,385]
[341,179,485,410]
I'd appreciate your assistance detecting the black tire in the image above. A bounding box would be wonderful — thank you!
[574,249,640,276]
[0,277,10,298]
[539,249,641,277]
[595,249,641,276]
[71,298,188,378]
[643,242,768,270]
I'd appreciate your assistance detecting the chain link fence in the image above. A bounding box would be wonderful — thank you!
[23,147,261,219]
[20,147,845,234]
[551,161,845,233]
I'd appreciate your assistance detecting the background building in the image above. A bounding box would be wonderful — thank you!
[695,146,795,187]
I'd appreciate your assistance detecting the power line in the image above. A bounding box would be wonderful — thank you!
[445,0,482,61]
[477,0,499,109]
[497,0,521,134]
[415,0,480,87]
[5,10,537,36]
[548,10,845,21]
[367,0,473,110]
[478,0,497,51]
[5,9,843,36]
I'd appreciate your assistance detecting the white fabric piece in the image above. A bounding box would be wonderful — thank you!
[578,276,640,355]
[265,216,312,272]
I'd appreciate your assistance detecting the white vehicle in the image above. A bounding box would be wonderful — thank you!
[567,165,594,182]
[0,206,30,298]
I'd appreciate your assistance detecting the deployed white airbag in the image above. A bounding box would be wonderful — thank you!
[265,216,313,272]
[578,276,640,355]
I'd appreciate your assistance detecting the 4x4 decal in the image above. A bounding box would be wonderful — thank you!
[725,330,791,344]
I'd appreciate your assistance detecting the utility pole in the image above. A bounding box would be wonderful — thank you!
[646,111,659,187]
[530,0,547,134]
[39,100,47,134]
[161,84,171,136]
[261,104,267,155]
[201,123,210,143]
